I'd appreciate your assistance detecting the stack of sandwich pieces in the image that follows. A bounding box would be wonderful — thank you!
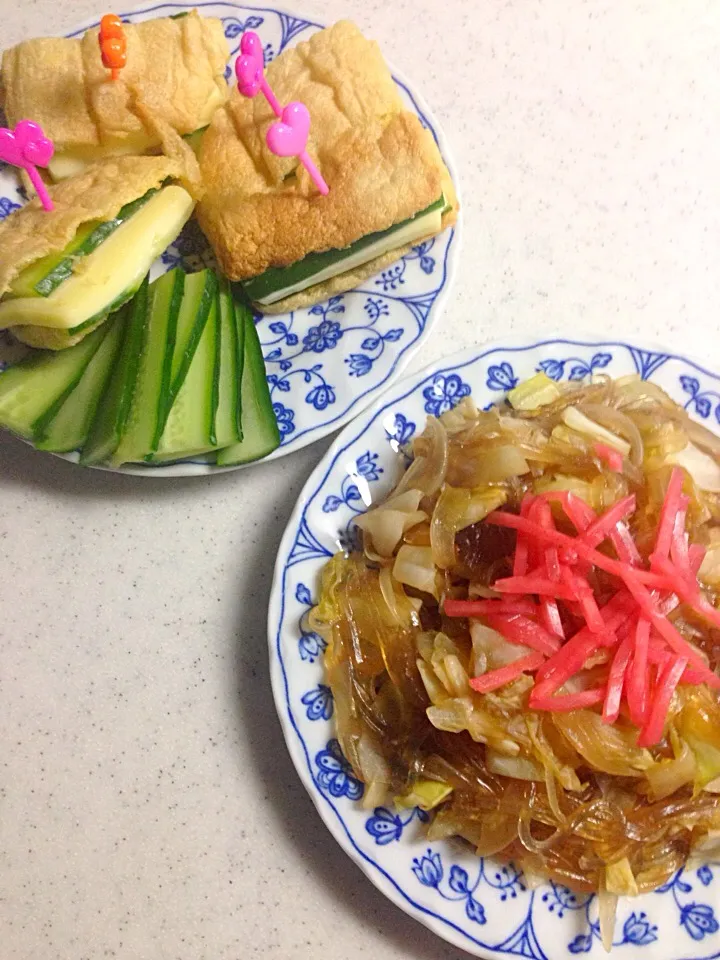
[0,11,458,349]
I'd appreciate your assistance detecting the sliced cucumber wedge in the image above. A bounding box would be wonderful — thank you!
[111,269,185,465]
[0,322,109,440]
[216,298,280,465]
[8,189,158,300]
[212,280,245,447]
[0,185,194,332]
[242,195,445,306]
[152,288,218,462]
[81,282,150,465]
[35,313,126,452]
[168,271,216,395]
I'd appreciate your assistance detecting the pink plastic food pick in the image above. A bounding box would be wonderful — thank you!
[266,102,329,197]
[235,31,282,117]
[0,120,54,211]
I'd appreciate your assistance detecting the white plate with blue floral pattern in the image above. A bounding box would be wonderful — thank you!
[0,1,459,476]
[269,335,720,960]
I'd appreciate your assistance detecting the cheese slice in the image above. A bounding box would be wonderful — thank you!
[47,87,225,181]
[251,204,443,306]
[0,185,194,331]
[48,139,153,181]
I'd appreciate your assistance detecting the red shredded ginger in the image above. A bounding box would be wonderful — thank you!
[445,467,720,745]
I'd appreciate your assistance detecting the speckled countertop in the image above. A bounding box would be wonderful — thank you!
[2,2,720,958]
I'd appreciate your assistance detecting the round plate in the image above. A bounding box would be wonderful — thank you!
[0,2,460,476]
[269,334,720,960]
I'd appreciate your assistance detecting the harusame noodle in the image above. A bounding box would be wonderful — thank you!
[310,373,720,950]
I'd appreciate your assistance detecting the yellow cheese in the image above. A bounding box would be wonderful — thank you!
[0,185,194,331]
[48,139,153,181]
[47,91,225,181]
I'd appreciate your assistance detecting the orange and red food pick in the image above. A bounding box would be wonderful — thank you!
[99,13,127,81]
[444,467,720,747]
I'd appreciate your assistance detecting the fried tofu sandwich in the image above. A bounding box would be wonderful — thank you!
[0,155,195,350]
[0,10,229,180]
[197,21,458,314]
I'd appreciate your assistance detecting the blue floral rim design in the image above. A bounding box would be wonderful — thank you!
[270,335,720,959]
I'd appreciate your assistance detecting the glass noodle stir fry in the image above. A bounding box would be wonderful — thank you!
[310,372,720,950]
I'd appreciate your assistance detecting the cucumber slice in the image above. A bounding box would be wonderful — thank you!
[8,189,158,299]
[9,222,100,300]
[152,289,219,462]
[81,281,150,465]
[111,269,185,465]
[211,280,245,447]
[168,270,217,395]
[35,313,126,452]
[0,322,108,440]
[242,195,445,305]
[0,185,194,331]
[216,299,280,465]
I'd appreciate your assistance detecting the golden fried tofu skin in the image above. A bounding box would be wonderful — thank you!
[1,10,229,179]
[0,155,182,297]
[196,20,457,311]
[0,156,195,350]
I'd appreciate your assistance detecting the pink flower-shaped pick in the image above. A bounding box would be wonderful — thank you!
[0,120,55,211]
[266,102,329,196]
[234,31,281,117]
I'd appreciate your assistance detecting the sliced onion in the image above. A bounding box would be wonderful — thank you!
[562,406,631,456]
[579,402,644,467]
[683,417,720,459]
[467,445,531,485]
[393,544,437,597]
[645,739,696,801]
[487,750,544,781]
[427,697,474,733]
[443,654,471,697]
[355,489,427,558]
[698,544,720,586]
[598,887,619,953]
[605,857,639,896]
[669,442,720,492]
[553,711,654,777]
[394,417,448,499]
[417,659,448,705]
[430,484,471,569]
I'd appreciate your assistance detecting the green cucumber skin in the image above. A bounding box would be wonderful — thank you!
[209,282,222,448]
[112,269,185,465]
[242,195,446,302]
[116,279,150,433]
[35,315,125,452]
[151,294,218,462]
[24,189,158,299]
[31,324,108,440]
[170,271,218,396]
[232,285,246,441]
[209,297,220,446]
[67,282,141,337]
[150,269,185,453]
[0,323,108,441]
[80,280,150,465]
[151,269,218,444]
[211,282,244,448]
[216,297,281,466]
